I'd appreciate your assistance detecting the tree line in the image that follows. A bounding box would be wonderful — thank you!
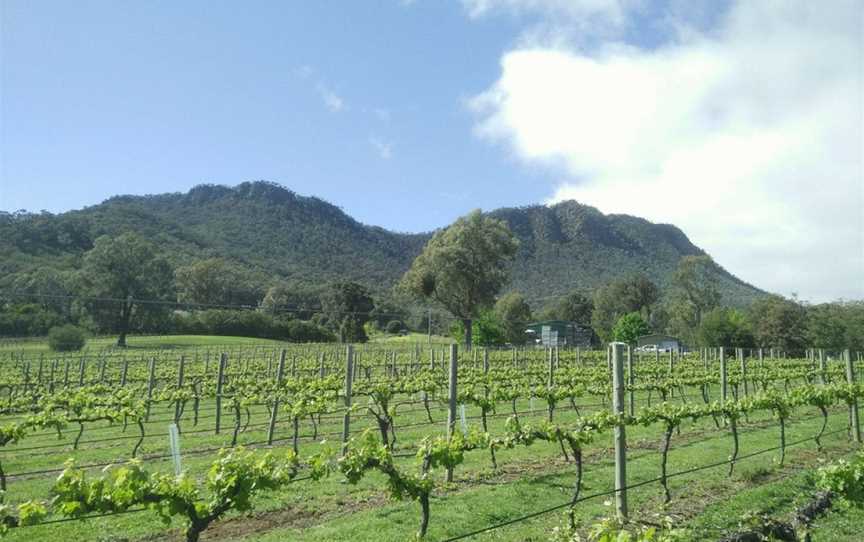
[399,211,864,351]
[1,213,861,352]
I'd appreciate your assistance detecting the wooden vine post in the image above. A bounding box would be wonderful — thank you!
[626,344,635,417]
[215,353,227,435]
[49,359,57,392]
[611,341,628,520]
[174,355,186,423]
[145,357,156,422]
[78,357,86,386]
[668,348,674,374]
[120,358,129,387]
[720,347,728,403]
[341,345,355,456]
[819,349,827,385]
[267,350,287,445]
[845,349,861,443]
[446,343,458,482]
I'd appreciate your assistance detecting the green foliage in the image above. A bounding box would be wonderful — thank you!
[47,324,87,352]
[665,255,721,345]
[807,300,864,351]
[401,209,519,348]
[175,258,265,307]
[368,295,411,330]
[494,292,532,345]
[52,447,306,542]
[173,310,334,342]
[78,232,174,346]
[540,290,594,325]
[551,514,692,542]
[612,312,650,345]
[0,304,64,337]
[0,500,48,533]
[592,275,659,342]
[339,429,487,538]
[0,183,767,341]
[450,309,506,347]
[321,282,375,343]
[384,320,404,334]
[817,452,864,507]
[698,307,754,347]
[748,294,809,350]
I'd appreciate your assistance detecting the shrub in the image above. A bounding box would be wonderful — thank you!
[385,320,404,334]
[173,309,335,342]
[612,312,650,345]
[48,325,87,351]
[0,304,64,337]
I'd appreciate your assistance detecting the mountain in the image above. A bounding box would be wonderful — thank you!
[0,181,763,306]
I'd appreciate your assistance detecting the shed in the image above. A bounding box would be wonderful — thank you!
[636,334,681,351]
[524,320,592,347]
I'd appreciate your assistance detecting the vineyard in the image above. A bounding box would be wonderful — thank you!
[0,340,861,541]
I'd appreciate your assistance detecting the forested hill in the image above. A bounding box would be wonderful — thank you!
[0,181,763,305]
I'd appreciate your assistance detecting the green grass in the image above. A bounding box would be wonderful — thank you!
[3,387,860,541]
[0,334,287,356]
[0,339,859,541]
[0,333,454,356]
[368,332,454,345]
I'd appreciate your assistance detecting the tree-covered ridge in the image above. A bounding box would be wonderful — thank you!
[0,180,763,305]
[488,201,761,306]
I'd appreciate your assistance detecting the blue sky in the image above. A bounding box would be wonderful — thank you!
[2,1,542,231]
[2,1,861,301]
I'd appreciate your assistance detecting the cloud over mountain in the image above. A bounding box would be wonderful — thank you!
[469,0,863,302]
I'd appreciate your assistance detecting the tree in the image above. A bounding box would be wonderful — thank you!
[698,307,754,347]
[400,210,519,349]
[494,292,533,345]
[78,233,174,347]
[369,296,410,331]
[612,312,650,345]
[539,290,593,324]
[591,275,659,342]
[450,309,506,347]
[260,282,319,319]
[665,256,722,345]
[807,301,864,351]
[320,281,375,343]
[260,282,291,315]
[175,258,263,308]
[670,256,721,321]
[807,303,846,350]
[748,294,808,350]
[10,267,77,318]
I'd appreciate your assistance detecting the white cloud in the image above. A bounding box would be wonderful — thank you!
[470,0,864,302]
[369,136,394,159]
[372,107,392,123]
[316,83,345,113]
[295,65,313,79]
[462,0,630,23]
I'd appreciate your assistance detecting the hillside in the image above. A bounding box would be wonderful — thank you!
[0,181,763,306]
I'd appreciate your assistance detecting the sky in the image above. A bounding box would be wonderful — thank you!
[1,0,862,302]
